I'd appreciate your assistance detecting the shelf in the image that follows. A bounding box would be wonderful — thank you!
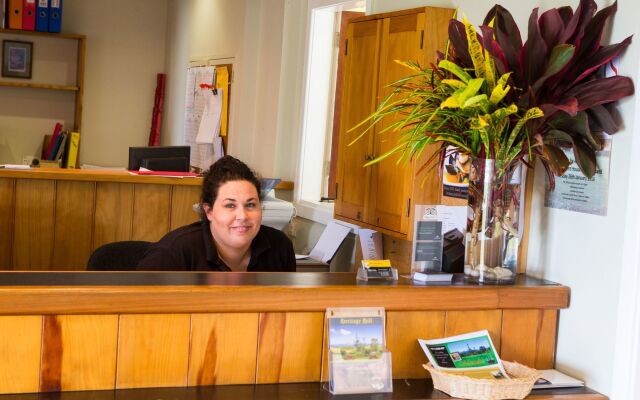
[0,28,85,40]
[0,81,79,91]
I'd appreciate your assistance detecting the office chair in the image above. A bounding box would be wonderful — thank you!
[87,241,151,271]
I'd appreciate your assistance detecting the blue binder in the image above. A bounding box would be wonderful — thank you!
[36,0,48,32]
[48,0,61,33]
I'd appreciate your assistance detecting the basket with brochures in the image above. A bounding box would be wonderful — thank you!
[418,330,541,400]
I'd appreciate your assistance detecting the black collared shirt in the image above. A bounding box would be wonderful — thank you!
[137,221,296,271]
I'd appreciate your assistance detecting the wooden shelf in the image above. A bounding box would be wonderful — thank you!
[0,80,79,91]
[0,28,85,40]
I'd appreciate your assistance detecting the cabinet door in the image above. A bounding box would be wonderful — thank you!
[334,19,382,223]
[368,13,426,234]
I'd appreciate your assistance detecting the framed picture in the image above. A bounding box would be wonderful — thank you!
[2,40,33,79]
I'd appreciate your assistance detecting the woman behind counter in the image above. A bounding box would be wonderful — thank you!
[137,156,296,271]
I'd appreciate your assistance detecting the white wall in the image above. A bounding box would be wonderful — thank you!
[371,0,639,396]
[163,0,246,152]
[63,0,168,167]
[164,0,295,179]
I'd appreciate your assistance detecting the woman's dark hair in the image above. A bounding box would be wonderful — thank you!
[201,156,262,206]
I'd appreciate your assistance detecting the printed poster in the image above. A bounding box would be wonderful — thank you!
[544,136,611,216]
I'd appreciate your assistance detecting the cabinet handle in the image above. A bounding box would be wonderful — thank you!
[406,198,411,217]
[420,30,424,49]
[356,211,362,220]
[364,155,374,161]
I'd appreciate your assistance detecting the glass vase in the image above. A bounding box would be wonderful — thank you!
[464,158,522,284]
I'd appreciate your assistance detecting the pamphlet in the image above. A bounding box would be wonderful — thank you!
[412,205,466,273]
[296,220,352,263]
[533,369,584,389]
[359,229,383,260]
[418,330,509,380]
[326,307,392,394]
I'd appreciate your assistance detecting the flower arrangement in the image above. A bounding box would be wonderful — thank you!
[352,0,634,281]
[353,0,633,187]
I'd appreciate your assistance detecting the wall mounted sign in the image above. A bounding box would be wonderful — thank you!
[544,136,612,216]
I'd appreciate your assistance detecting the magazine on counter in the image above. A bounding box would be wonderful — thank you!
[418,330,509,380]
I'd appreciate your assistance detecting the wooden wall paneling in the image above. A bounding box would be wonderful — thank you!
[51,181,96,270]
[444,310,503,350]
[93,183,134,249]
[0,316,43,394]
[386,311,445,378]
[535,310,558,369]
[382,235,413,274]
[116,314,191,389]
[131,184,171,242]
[188,313,259,386]
[0,178,15,269]
[500,309,547,368]
[256,312,324,384]
[40,314,118,392]
[13,179,55,270]
[170,185,201,230]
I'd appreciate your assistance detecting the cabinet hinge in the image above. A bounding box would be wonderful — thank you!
[406,198,411,217]
[420,30,424,50]
[334,31,340,48]
[345,38,348,56]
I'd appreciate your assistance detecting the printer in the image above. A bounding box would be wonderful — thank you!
[261,190,295,230]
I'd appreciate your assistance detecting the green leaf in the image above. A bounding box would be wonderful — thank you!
[442,79,466,89]
[462,94,489,111]
[438,60,472,83]
[463,16,487,79]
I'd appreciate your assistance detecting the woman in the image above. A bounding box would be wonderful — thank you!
[137,156,296,271]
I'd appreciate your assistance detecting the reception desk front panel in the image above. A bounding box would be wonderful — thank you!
[0,272,568,394]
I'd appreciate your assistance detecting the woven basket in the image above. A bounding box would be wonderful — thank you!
[424,361,541,400]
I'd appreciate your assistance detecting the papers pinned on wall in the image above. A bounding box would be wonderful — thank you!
[184,66,225,171]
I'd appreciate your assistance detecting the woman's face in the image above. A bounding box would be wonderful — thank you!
[204,180,262,252]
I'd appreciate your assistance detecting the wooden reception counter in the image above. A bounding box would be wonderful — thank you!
[0,168,292,271]
[0,272,569,394]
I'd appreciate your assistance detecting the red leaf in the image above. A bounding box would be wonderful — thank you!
[571,36,632,85]
[586,105,618,134]
[564,76,634,110]
[539,9,564,49]
[448,20,473,68]
[540,98,579,118]
[524,8,548,85]
[560,0,597,44]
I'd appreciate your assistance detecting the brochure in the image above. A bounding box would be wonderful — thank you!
[533,369,584,389]
[326,307,392,394]
[418,330,509,380]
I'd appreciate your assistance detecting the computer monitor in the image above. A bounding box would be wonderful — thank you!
[128,146,190,172]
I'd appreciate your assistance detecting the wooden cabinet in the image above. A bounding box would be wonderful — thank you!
[334,7,453,239]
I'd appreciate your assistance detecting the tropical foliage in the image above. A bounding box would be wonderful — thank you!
[353,0,634,187]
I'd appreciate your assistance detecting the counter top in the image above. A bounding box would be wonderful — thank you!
[0,168,294,189]
[0,272,569,314]
[0,379,605,400]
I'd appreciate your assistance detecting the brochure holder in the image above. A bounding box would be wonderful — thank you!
[329,351,393,394]
[356,266,398,281]
[325,307,393,395]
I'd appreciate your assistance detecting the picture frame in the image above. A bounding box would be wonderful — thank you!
[2,40,33,79]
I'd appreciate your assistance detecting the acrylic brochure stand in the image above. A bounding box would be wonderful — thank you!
[325,307,393,395]
[329,351,393,394]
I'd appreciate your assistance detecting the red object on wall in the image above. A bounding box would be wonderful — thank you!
[148,73,166,146]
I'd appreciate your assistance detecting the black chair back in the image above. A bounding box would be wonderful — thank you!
[87,241,151,271]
